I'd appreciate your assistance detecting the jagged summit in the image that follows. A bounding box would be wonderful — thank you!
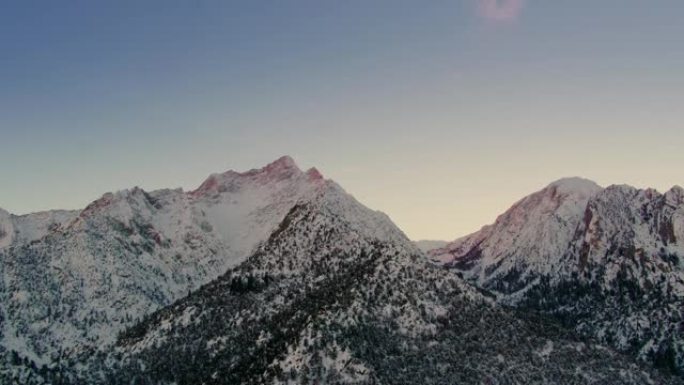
[305,166,324,181]
[0,156,401,370]
[191,156,324,197]
[3,157,328,254]
[234,155,301,178]
[262,154,299,170]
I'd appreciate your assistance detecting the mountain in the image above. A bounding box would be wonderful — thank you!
[76,177,674,385]
[1,164,680,384]
[414,240,448,253]
[0,156,328,368]
[430,178,684,374]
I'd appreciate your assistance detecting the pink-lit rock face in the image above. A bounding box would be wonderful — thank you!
[259,155,298,175]
[190,156,318,198]
[191,174,220,197]
[305,167,324,182]
[80,192,116,217]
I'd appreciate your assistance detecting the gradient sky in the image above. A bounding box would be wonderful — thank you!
[1,1,683,241]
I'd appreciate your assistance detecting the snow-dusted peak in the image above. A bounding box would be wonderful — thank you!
[261,154,299,173]
[490,177,600,230]
[431,178,606,288]
[76,187,152,223]
[0,156,398,366]
[233,155,301,177]
[431,178,684,375]
[432,176,684,298]
[305,167,324,181]
[191,156,323,198]
[547,177,602,197]
[592,184,666,207]
[68,157,333,264]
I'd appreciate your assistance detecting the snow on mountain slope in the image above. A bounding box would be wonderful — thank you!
[0,209,78,249]
[12,210,79,245]
[430,178,684,374]
[431,177,602,294]
[1,166,680,384]
[75,179,675,385]
[0,156,339,366]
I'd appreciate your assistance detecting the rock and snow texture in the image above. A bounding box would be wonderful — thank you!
[431,177,602,292]
[430,178,684,373]
[0,156,343,366]
[81,179,672,385]
[0,208,78,249]
[1,163,682,384]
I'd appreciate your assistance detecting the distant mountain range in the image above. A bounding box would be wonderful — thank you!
[414,240,448,252]
[0,159,681,384]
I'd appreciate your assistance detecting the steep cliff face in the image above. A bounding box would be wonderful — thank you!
[431,179,684,374]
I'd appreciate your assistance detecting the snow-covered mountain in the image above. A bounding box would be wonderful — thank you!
[77,177,673,385]
[430,178,684,374]
[1,163,681,384]
[0,156,335,366]
[431,177,603,290]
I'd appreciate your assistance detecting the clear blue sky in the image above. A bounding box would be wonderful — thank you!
[1,0,683,240]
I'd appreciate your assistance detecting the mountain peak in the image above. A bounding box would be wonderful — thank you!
[192,156,307,197]
[265,155,298,170]
[546,177,602,195]
[305,167,324,181]
[229,155,302,179]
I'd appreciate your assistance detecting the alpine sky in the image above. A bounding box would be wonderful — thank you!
[1,0,682,239]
